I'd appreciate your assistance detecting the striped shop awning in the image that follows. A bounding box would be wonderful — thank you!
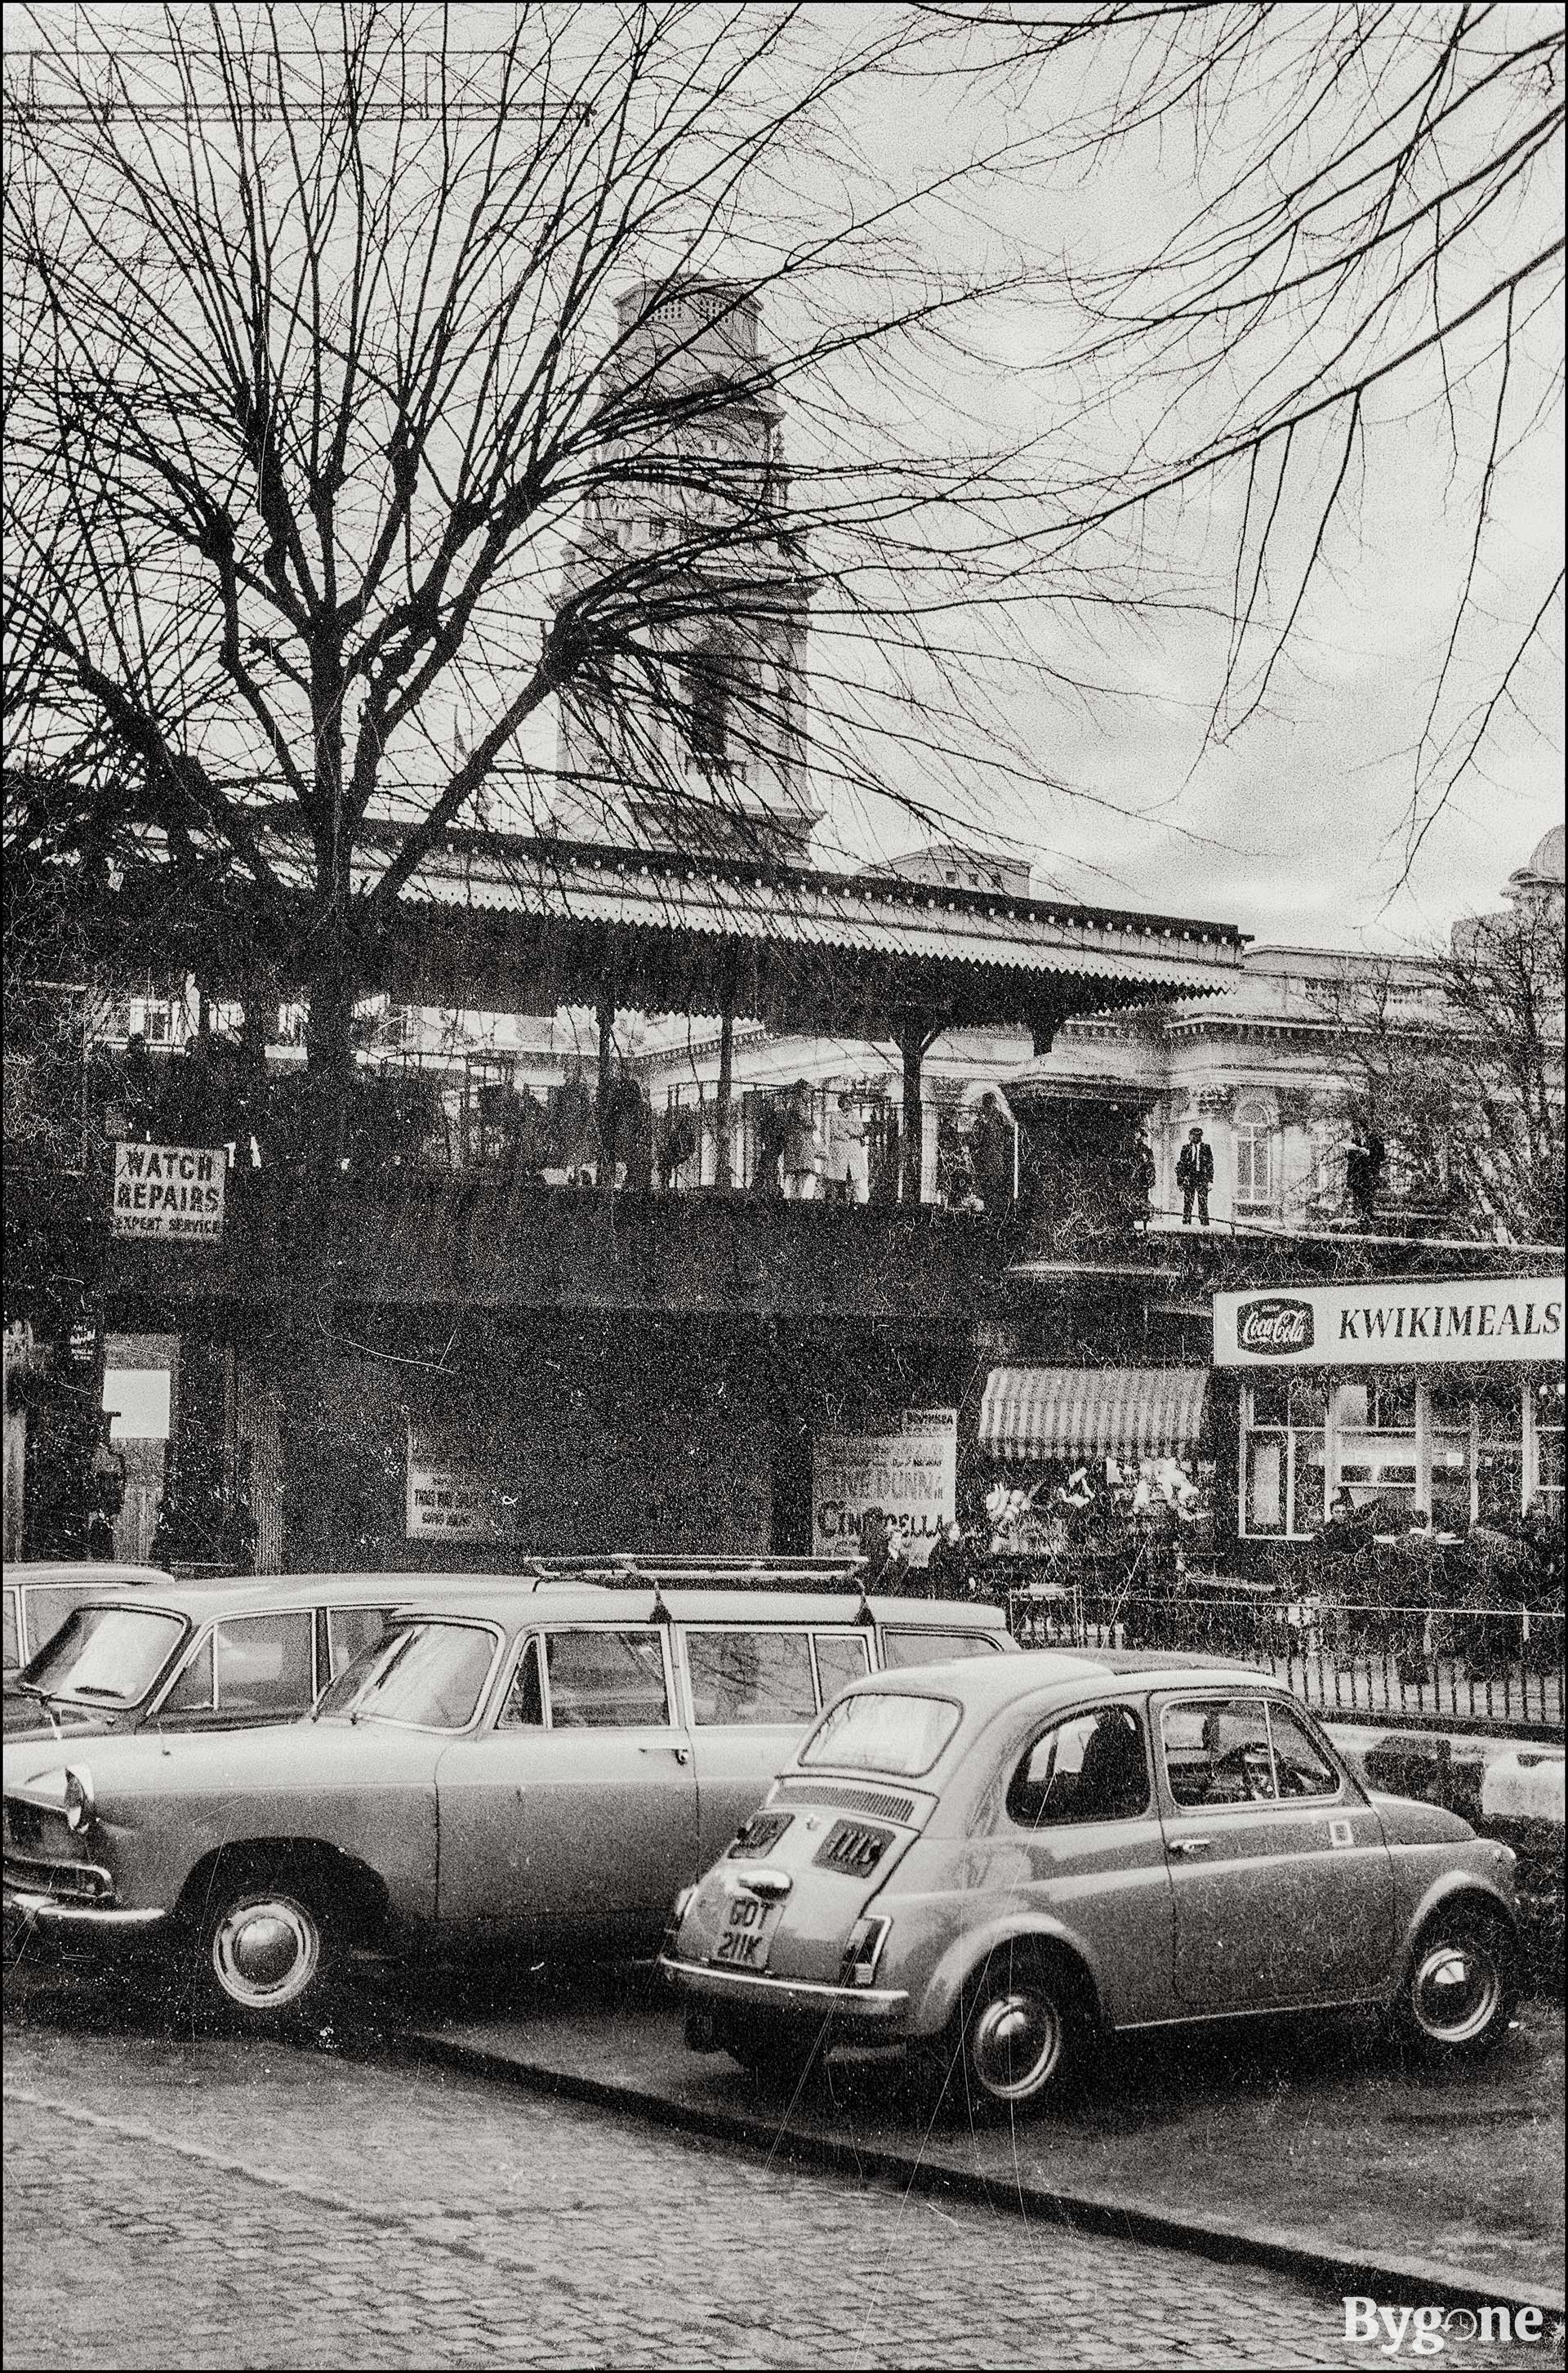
[978,1367,1210,1465]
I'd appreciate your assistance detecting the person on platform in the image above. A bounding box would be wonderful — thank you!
[1129,1133,1157,1232]
[967,1093,1014,1212]
[924,1518,973,1601]
[782,1082,824,1201]
[825,1091,870,1206]
[1176,1126,1214,1228]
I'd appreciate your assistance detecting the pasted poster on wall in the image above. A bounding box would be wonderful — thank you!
[111,1143,227,1243]
[812,1407,957,1568]
[405,1419,526,1545]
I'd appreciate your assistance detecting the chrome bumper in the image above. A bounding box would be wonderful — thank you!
[2,1880,168,1938]
[657,1951,909,2022]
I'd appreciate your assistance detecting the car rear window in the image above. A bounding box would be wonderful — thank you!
[24,1605,187,1706]
[879,1626,1000,1670]
[800,1690,960,1778]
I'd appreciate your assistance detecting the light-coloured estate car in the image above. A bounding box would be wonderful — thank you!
[660,1652,1522,2109]
[2,1571,607,1743]
[2,1586,1010,2025]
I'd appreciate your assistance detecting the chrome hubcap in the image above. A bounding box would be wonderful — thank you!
[212,1895,320,2009]
[969,1987,1062,2100]
[1410,1937,1502,2045]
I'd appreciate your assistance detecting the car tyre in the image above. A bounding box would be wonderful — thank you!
[949,1943,1089,2118]
[718,2015,822,2090]
[1397,1904,1518,2063]
[194,1867,340,2032]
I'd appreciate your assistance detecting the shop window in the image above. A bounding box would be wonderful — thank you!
[1534,1377,1565,1511]
[1241,1378,1327,1539]
[1331,1373,1418,1514]
[1233,1104,1276,1214]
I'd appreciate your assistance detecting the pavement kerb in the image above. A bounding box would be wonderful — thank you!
[393,2023,1566,2323]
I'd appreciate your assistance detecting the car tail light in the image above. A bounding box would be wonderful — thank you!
[840,1915,892,1988]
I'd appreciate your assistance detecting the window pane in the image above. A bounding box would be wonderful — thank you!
[880,1628,1001,1668]
[1288,1377,1329,1427]
[546,1630,670,1728]
[327,1604,394,1675]
[1162,1697,1276,1807]
[1009,1706,1148,1827]
[207,1614,314,1713]
[1266,1705,1341,1800]
[1245,1435,1285,1534]
[1291,1432,1325,1537]
[685,1630,815,1727]
[800,1691,960,1778]
[162,1633,216,1712]
[497,1638,545,1729]
[1249,1377,1290,1427]
[29,1606,186,1706]
[2,1590,18,1672]
[813,1632,871,1702]
[351,1621,497,1729]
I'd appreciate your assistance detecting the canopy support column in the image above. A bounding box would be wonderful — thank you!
[715,988,735,1191]
[897,1016,943,1206]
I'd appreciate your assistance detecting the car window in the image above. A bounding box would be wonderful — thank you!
[1162,1697,1276,1808]
[684,1629,815,1726]
[163,1612,314,1715]
[25,1605,186,1706]
[326,1604,395,1677]
[1267,1702,1342,1799]
[497,1636,546,1730]
[545,1629,670,1729]
[880,1626,1000,1670]
[813,1632,871,1702]
[341,1621,497,1730]
[4,1589,22,1671]
[1009,1706,1149,1827]
[800,1690,960,1778]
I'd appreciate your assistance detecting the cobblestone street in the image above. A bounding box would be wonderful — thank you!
[4,1978,1559,2371]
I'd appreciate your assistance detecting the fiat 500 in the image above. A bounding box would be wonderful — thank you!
[2,1586,1009,2024]
[659,1653,1521,2111]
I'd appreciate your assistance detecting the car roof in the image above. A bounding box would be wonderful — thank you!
[832,1649,1276,1713]
[379,1585,1005,1628]
[4,1562,176,1590]
[18,1571,578,1626]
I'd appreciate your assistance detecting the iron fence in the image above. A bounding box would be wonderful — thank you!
[1006,1583,1564,1730]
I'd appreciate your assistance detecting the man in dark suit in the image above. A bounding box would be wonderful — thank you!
[1176,1126,1214,1227]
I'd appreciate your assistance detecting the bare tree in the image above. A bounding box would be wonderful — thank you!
[7,5,1143,1187]
[910,2,1565,860]
[1314,900,1565,1244]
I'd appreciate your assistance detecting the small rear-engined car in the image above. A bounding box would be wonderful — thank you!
[660,1653,1522,2110]
[2,1583,1010,2025]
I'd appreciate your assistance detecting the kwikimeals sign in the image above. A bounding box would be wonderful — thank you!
[1214,1277,1563,1367]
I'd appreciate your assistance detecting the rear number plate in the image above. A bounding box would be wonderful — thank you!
[714,1893,777,1971]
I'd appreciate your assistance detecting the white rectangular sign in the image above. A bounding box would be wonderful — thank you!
[111,1143,227,1243]
[1213,1277,1564,1367]
[812,1407,957,1568]
[405,1421,526,1546]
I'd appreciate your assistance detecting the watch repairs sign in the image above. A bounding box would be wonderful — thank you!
[812,1406,957,1567]
[1214,1276,1564,1367]
[111,1143,227,1243]
[405,1420,525,1545]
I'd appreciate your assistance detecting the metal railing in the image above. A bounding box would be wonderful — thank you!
[1006,1583,1564,1730]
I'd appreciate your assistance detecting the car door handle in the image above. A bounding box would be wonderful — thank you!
[1167,1835,1215,1856]
[640,1744,689,1764]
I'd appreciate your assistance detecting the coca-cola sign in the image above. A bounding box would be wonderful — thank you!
[1235,1296,1315,1357]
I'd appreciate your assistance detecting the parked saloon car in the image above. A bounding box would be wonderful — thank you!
[660,1653,1522,2108]
[3,1563,179,1728]
[2,1586,1010,2023]
[2,1572,550,1742]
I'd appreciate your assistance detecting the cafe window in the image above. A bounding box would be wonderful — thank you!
[1241,1376,1327,1539]
[1240,1373,1535,1537]
[684,1629,816,1727]
[1233,1103,1276,1215]
[1532,1377,1565,1511]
